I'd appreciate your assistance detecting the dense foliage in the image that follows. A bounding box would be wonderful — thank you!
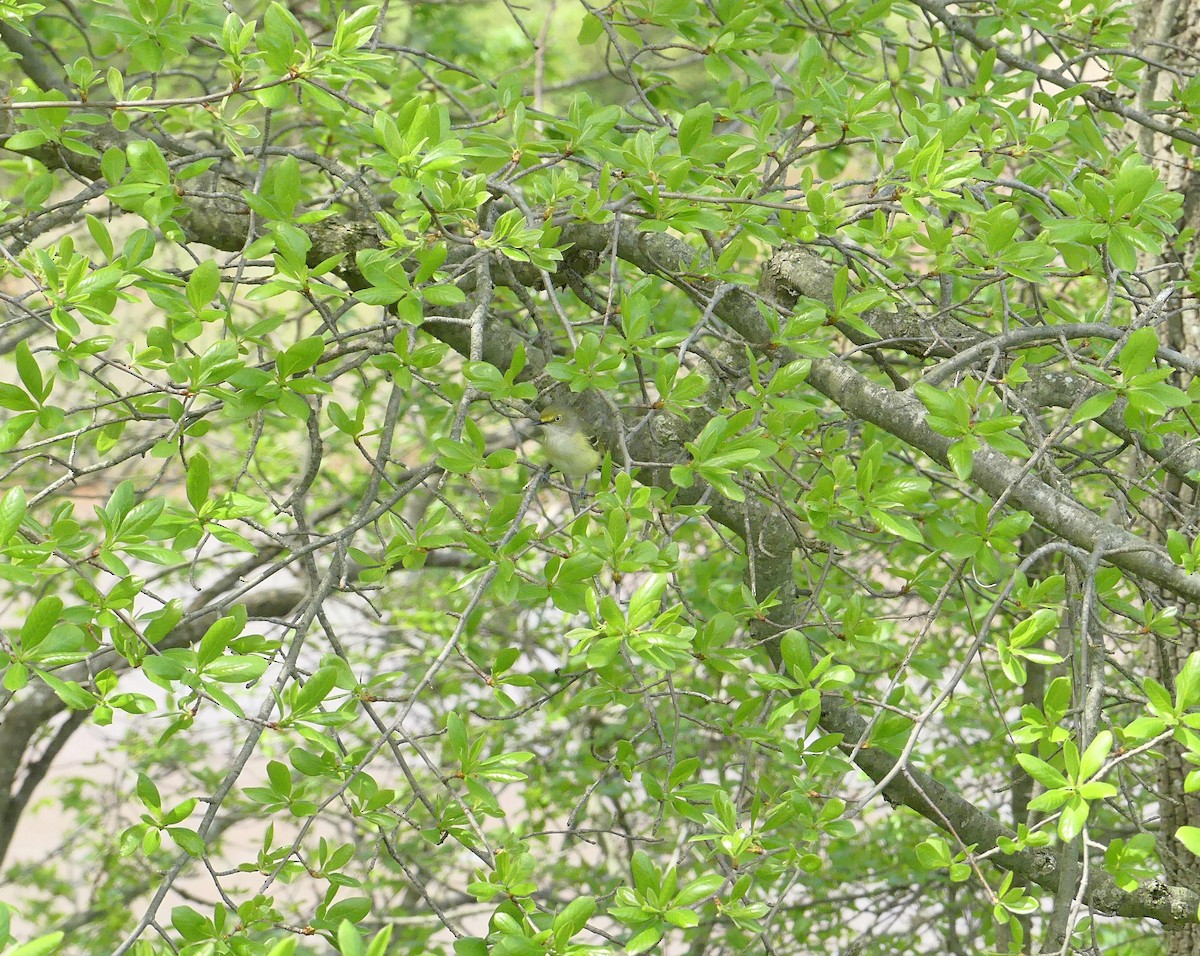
[1,0,1200,953]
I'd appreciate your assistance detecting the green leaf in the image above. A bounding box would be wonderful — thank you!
[1072,390,1116,423]
[1119,327,1158,377]
[630,850,657,894]
[870,509,924,543]
[337,920,365,956]
[424,284,466,306]
[677,103,714,157]
[1016,753,1067,789]
[204,655,269,682]
[0,487,26,545]
[577,13,604,44]
[171,905,210,941]
[20,595,63,649]
[292,666,338,715]
[674,873,723,906]
[1177,652,1200,710]
[4,931,65,956]
[186,259,221,311]
[5,130,48,151]
[552,896,596,938]
[187,453,211,511]
[1078,731,1113,781]
[1178,826,1200,857]
[277,336,326,377]
[947,439,975,479]
[626,924,664,954]
[14,341,44,401]
[0,383,36,412]
[1058,796,1090,842]
[136,772,162,810]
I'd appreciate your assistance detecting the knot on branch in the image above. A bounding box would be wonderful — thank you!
[759,245,833,311]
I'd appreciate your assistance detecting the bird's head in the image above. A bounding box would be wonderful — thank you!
[534,405,576,428]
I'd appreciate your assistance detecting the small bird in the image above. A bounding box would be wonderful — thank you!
[532,404,601,478]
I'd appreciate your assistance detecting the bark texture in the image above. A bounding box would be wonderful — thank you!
[1133,0,1200,950]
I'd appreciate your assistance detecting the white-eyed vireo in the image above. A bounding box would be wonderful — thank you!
[532,404,601,478]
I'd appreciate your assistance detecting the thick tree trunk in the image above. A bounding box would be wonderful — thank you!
[1133,0,1200,950]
